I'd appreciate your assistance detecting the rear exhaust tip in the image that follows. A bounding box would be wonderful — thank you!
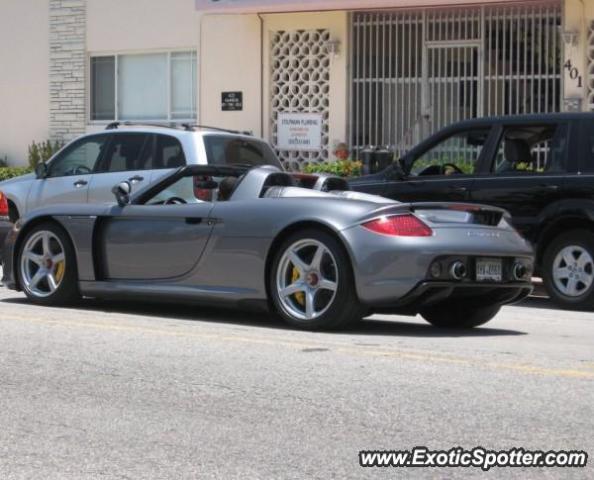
[512,263,527,281]
[450,261,467,280]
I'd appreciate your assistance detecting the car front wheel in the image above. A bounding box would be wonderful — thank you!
[17,222,80,305]
[270,229,364,330]
[420,302,501,328]
[542,229,594,310]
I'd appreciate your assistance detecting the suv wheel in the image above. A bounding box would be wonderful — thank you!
[543,229,594,310]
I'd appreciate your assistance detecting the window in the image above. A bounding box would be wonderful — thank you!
[49,135,108,177]
[410,129,490,176]
[91,57,115,120]
[146,176,202,205]
[98,134,151,173]
[492,124,568,174]
[90,51,197,122]
[155,135,186,169]
[203,136,282,169]
[585,123,594,173]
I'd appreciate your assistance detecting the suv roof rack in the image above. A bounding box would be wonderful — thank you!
[104,121,181,131]
[182,124,253,136]
[104,122,252,136]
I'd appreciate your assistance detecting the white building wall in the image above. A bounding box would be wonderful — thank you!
[199,12,349,163]
[199,15,262,135]
[85,0,199,134]
[565,0,594,110]
[0,0,49,166]
[87,0,198,53]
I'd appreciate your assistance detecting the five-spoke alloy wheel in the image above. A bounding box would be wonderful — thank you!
[18,222,80,305]
[270,229,364,330]
[276,239,339,321]
[551,246,593,298]
[543,229,594,310]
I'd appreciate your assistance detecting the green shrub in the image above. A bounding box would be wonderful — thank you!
[303,159,363,178]
[28,140,64,169]
[0,167,33,182]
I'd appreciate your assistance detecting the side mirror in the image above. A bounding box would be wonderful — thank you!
[35,162,49,179]
[387,160,406,180]
[112,181,131,207]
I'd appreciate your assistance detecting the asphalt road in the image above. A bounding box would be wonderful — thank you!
[0,273,592,479]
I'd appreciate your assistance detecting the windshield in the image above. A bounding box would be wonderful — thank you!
[203,135,283,170]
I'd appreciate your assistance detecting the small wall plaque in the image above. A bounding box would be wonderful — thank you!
[222,91,243,111]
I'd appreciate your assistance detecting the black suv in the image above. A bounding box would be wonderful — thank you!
[350,113,594,310]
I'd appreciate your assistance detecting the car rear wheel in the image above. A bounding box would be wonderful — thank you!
[270,229,364,330]
[542,230,594,310]
[420,302,501,328]
[17,222,80,305]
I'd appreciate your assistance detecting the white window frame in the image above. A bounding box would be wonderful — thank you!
[88,48,198,124]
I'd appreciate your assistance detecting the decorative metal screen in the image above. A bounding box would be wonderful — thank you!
[271,29,331,170]
[350,2,562,157]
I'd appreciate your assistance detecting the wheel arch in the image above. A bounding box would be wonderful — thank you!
[7,199,19,223]
[536,215,594,268]
[264,220,357,307]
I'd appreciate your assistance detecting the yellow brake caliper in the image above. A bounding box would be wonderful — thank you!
[292,266,305,306]
[54,259,66,284]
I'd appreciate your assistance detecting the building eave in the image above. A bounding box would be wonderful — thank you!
[195,0,533,14]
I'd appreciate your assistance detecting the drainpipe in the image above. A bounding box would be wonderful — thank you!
[258,13,265,138]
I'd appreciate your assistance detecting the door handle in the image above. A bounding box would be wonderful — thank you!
[185,217,203,225]
[449,186,468,193]
[128,175,144,183]
[541,184,560,191]
[73,179,88,188]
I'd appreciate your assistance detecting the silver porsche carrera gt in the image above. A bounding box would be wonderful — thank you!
[2,165,534,330]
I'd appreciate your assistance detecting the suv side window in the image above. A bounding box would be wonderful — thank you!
[409,129,491,176]
[203,135,282,169]
[153,134,186,169]
[49,135,109,178]
[583,122,594,173]
[491,124,568,174]
[97,133,151,173]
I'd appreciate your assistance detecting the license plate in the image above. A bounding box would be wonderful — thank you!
[476,258,503,282]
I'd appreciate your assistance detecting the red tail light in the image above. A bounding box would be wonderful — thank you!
[0,192,8,219]
[362,214,432,237]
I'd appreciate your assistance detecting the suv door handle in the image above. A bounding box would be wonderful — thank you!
[73,179,88,188]
[541,184,560,191]
[185,217,203,225]
[128,175,144,183]
[449,186,468,193]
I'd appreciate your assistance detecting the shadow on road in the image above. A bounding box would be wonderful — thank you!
[345,319,526,337]
[514,296,556,310]
[2,296,526,338]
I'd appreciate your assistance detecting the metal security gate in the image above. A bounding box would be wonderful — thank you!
[350,2,562,156]
[427,43,481,132]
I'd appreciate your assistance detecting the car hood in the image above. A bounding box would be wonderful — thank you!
[0,172,35,187]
